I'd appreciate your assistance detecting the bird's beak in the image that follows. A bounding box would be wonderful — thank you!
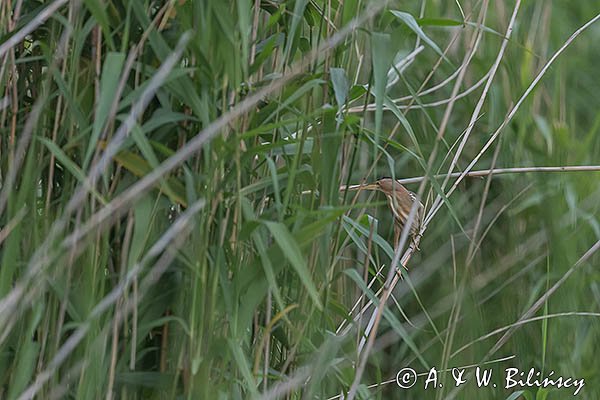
[341,183,379,192]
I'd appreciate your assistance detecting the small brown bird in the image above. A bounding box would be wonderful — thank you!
[346,177,423,249]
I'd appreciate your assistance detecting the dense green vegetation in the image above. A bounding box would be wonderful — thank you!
[1,0,599,398]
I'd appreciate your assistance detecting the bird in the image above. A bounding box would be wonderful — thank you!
[345,177,423,250]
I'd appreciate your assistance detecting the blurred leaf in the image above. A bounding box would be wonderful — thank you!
[342,215,395,260]
[240,197,287,313]
[344,269,428,369]
[128,194,154,267]
[298,37,310,53]
[349,85,367,102]
[371,32,394,137]
[284,0,308,61]
[330,67,349,108]
[533,114,553,154]
[236,0,251,77]
[505,391,526,400]
[522,390,535,400]
[5,306,42,400]
[116,372,174,389]
[99,141,187,206]
[383,95,424,157]
[263,78,326,124]
[239,165,312,196]
[228,339,259,398]
[265,156,283,214]
[263,221,322,309]
[86,52,126,168]
[38,137,107,205]
[251,33,283,74]
[342,215,378,268]
[391,10,449,63]
[416,17,463,26]
[82,0,116,49]
[142,108,195,132]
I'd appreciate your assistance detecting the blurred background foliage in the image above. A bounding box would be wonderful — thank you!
[0,0,599,399]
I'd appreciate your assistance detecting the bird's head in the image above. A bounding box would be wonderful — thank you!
[375,177,407,195]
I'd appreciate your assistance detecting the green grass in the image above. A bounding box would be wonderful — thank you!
[1,0,600,399]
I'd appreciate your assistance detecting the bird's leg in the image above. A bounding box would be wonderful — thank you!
[393,224,409,271]
[410,234,421,252]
